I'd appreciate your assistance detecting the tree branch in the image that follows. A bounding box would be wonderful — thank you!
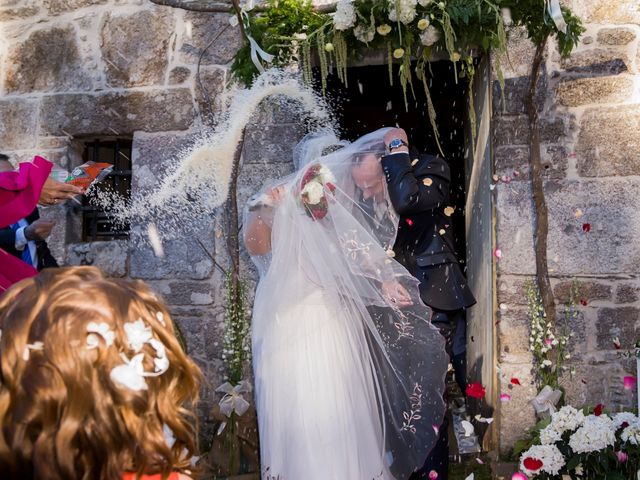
[526,37,556,325]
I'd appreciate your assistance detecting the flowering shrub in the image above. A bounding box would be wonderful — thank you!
[516,406,640,479]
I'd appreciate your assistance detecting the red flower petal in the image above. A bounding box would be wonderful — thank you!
[510,378,521,386]
[465,383,486,399]
[594,404,605,416]
[580,299,588,306]
[405,218,413,226]
[582,223,591,232]
[523,457,543,471]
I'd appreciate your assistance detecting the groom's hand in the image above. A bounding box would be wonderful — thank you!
[382,280,413,307]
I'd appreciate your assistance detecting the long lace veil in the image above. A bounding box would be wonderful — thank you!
[243,128,448,478]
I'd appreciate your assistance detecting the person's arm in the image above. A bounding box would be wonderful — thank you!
[243,185,285,256]
[0,226,17,251]
[381,128,450,215]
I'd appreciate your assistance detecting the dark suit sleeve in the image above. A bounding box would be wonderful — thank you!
[381,152,450,215]
[0,226,17,251]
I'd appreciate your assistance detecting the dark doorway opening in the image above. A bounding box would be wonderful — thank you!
[319,61,470,266]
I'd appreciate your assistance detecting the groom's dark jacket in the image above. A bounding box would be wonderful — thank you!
[380,151,475,312]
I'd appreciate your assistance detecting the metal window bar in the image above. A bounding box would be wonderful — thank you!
[81,138,132,242]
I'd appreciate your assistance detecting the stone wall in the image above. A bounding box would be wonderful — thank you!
[0,0,306,430]
[493,1,640,454]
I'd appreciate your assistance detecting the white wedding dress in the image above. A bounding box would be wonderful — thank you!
[245,129,448,480]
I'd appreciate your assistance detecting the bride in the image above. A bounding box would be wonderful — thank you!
[243,128,448,480]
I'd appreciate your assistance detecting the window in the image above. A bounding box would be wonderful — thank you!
[81,138,132,241]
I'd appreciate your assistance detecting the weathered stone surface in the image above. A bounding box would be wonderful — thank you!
[597,27,637,45]
[492,115,567,147]
[579,0,640,24]
[595,307,640,350]
[497,308,531,356]
[0,98,38,150]
[556,76,634,107]
[243,123,306,165]
[559,49,632,75]
[180,12,241,65]
[616,283,640,303]
[553,280,612,304]
[44,0,108,15]
[162,281,214,306]
[37,204,67,265]
[169,66,192,85]
[493,27,537,79]
[101,10,172,87]
[492,73,546,115]
[4,26,92,94]
[193,67,226,124]
[494,144,568,180]
[497,275,535,306]
[496,179,640,275]
[40,89,195,136]
[575,105,640,177]
[66,240,128,277]
[0,5,39,20]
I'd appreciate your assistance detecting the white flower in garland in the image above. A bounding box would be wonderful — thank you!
[621,421,640,445]
[377,24,392,36]
[418,0,433,5]
[124,319,153,353]
[519,444,566,476]
[613,412,638,430]
[110,353,148,391]
[354,24,375,43]
[333,0,357,31]
[388,0,418,25]
[419,24,441,46]
[568,414,616,454]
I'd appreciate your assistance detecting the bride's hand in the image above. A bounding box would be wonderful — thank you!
[267,185,286,205]
[382,280,413,307]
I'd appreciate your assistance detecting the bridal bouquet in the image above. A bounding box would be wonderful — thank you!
[299,163,336,220]
[516,405,640,479]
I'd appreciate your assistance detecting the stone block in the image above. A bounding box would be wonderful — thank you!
[553,279,612,304]
[193,66,227,125]
[0,5,40,20]
[0,98,38,150]
[66,240,128,277]
[492,115,567,147]
[173,315,206,357]
[492,27,537,79]
[163,280,214,306]
[44,0,108,15]
[169,66,192,85]
[559,49,632,75]
[180,12,241,65]
[597,27,637,46]
[556,76,634,107]
[579,0,640,24]
[39,89,195,136]
[595,307,640,350]
[242,123,306,165]
[497,308,531,357]
[494,144,568,181]
[616,283,640,304]
[4,26,92,94]
[101,10,173,88]
[576,105,640,177]
[497,275,535,306]
[496,179,640,276]
[37,204,67,265]
[492,73,546,115]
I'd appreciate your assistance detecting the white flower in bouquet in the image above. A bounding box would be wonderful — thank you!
[354,24,375,43]
[377,24,392,35]
[388,0,418,24]
[613,412,638,430]
[540,425,562,445]
[519,444,566,476]
[621,421,640,445]
[334,0,357,30]
[552,406,586,433]
[568,414,616,454]
[418,0,433,5]
[319,165,336,184]
[302,180,325,205]
[420,24,441,46]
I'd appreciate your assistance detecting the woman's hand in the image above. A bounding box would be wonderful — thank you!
[267,185,286,205]
[382,280,413,307]
[40,178,84,205]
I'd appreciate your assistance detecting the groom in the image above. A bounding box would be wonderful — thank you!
[351,128,476,479]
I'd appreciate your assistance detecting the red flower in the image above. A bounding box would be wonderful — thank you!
[523,457,543,471]
[466,383,486,399]
[326,182,336,193]
[594,404,605,416]
[510,378,521,386]
[580,299,588,306]
[582,223,591,232]
[405,218,414,226]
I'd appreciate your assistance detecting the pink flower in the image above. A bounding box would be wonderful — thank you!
[428,470,438,479]
[616,451,628,463]
[500,393,512,402]
[493,248,502,259]
[512,473,528,480]
[624,376,636,390]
